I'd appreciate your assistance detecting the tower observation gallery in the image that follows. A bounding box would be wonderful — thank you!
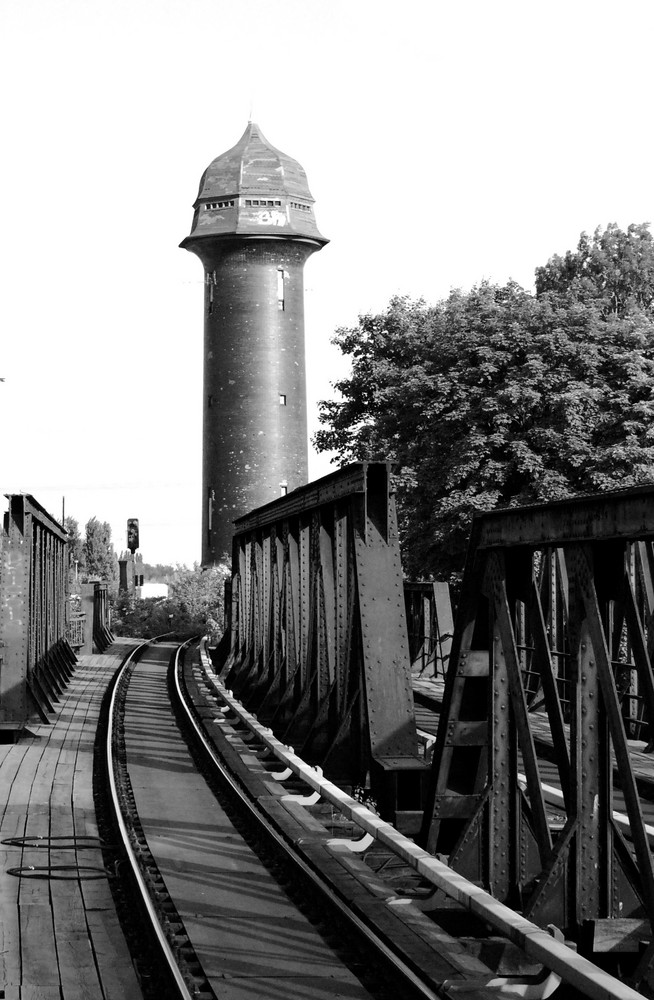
[181,122,328,565]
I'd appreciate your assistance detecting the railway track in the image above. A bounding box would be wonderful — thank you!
[99,638,447,1000]
[97,638,647,1000]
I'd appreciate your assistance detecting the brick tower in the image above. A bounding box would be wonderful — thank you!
[181,122,327,564]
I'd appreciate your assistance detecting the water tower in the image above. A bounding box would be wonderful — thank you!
[181,122,327,564]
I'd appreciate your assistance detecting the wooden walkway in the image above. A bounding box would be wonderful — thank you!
[0,640,143,1000]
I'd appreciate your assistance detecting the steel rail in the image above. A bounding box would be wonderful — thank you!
[198,642,645,1000]
[174,641,442,1000]
[106,638,196,1000]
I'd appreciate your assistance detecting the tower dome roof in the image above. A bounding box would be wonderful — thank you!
[182,122,327,246]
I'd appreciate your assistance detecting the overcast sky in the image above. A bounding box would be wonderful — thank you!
[1,0,652,566]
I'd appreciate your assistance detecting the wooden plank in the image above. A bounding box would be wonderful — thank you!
[0,846,22,989]
[51,888,104,999]
[0,743,45,992]
[19,904,60,989]
[385,896,492,974]
[20,744,62,909]
[0,744,32,820]
[351,895,487,987]
[18,734,63,992]
[589,918,652,953]
[4,987,63,999]
[85,909,143,1000]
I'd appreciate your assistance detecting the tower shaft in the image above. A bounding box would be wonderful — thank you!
[200,239,313,563]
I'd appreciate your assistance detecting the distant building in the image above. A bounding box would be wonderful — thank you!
[181,122,328,564]
[118,550,144,594]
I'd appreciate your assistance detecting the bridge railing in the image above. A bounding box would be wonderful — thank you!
[216,462,427,828]
[422,484,654,964]
[0,494,77,731]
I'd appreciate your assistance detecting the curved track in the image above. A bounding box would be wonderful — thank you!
[103,639,434,1000]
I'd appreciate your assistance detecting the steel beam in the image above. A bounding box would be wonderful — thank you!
[422,486,654,968]
[219,463,426,824]
[0,494,76,728]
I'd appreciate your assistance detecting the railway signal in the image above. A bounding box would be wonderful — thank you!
[127,518,139,554]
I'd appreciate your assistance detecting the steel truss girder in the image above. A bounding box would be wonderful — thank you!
[219,463,425,819]
[92,582,114,652]
[422,484,654,960]
[0,494,76,727]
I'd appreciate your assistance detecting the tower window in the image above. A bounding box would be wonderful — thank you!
[277,268,285,311]
[290,201,311,212]
[280,483,288,496]
[279,393,286,405]
[204,200,234,209]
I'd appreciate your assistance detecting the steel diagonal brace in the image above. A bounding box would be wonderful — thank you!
[570,544,654,930]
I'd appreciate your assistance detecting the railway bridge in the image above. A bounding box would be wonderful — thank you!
[3,465,654,998]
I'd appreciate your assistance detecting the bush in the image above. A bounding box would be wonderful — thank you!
[111,564,229,642]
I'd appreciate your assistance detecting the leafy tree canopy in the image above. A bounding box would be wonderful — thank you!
[536,222,654,317]
[315,224,654,581]
[84,517,118,590]
[142,562,176,582]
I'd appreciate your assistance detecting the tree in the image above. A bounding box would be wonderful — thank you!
[64,516,86,589]
[169,563,228,636]
[535,222,654,317]
[142,562,176,583]
[315,226,654,581]
[84,517,118,590]
[111,563,229,641]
